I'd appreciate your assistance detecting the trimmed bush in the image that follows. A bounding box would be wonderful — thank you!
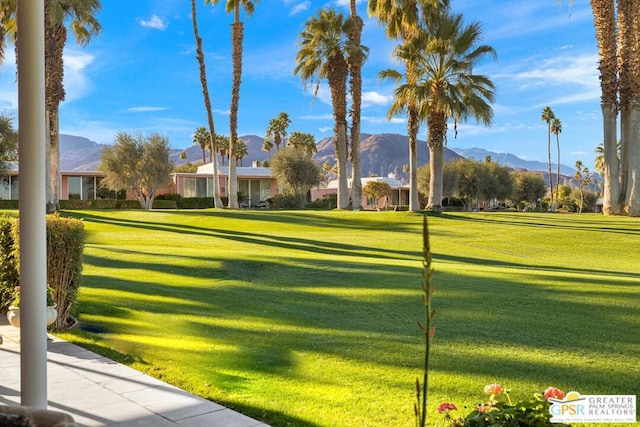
[271,193,298,209]
[0,215,18,312]
[0,200,18,209]
[177,197,214,209]
[11,214,85,330]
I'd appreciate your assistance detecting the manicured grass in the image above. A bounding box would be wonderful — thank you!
[34,210,640,426]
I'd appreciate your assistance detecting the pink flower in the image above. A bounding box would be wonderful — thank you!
[483,384,503,395]
[476,404,490,413]
[544,387,565,400]
[438,402,458,413]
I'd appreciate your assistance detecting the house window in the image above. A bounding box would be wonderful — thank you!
[68,177,81,200]
[260,180,271,201]
[206,177,213,197]
[0,176,10,200]
[195,177,208,197]
[183,178,196,198]
[82,176,96,200]
[10,176,19,200]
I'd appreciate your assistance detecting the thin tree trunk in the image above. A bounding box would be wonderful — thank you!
[336,125,350,209]
[348,7,363,210]
[427,110,446,212]
[592,0,622,215]
[618,0,632,201]
[624,0,640,215]
[191,0,222,207]
[408,109,420,211]
[556,133,560,208]
[547,122,553,211]
[228,22,243,209]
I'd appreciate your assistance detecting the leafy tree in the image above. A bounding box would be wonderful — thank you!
[574,160,593,214]
[99,132,174,210]
[295,8,353,209]
[363,181,392,210]
[190,0,223,207]
[265,112,291,152]
[0,114,18,174]
[511,171,546,210]
[270,147,321,208]
[262,138,274,158]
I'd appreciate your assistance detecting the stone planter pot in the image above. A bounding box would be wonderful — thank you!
[6,304,57,328]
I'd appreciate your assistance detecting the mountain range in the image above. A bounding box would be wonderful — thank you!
[59,133,577,181]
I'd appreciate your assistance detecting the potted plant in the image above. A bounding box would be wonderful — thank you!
[6,285,57,328]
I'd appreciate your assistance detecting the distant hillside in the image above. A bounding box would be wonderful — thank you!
[59,133,580,185]
[451,147,576,176]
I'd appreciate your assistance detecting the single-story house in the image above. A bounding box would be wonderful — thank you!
[311,174,410,209]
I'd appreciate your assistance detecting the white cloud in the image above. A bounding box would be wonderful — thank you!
[362,115,404,125]
[63,50,95,102]
[139,15,168,30]
[319,126,333,133]
[297,114,334,120]
[289,1,310,16]
[361,91,393,107]
[127,106,168,112]
[214,109,231,116]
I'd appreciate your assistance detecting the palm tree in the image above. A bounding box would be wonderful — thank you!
[623,0,640,215]
[193,126,210,164]
[289,131,317,158]
[191,0,223,207]
[265,112,290,152]
[347,0,367,210]
[412,12,496,212]
[234,139,248,166]
[369,0,450,212]
[592,0,621,215]
[206,0,259,209]
[0,0,102,212]
[216,134,230,166]
[594,143,605,176]
[294,8,351,209]
[551,117,562,209]
[262,138,274,158]
[541,106,555,209]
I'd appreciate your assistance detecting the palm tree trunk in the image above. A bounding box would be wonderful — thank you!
[592,0,622,215]
[547,123,553,211]
[408,108,420,212]
[556,134,560,208]
[624,0,640,215]
[618,0,631,201]
[191,0,222,208]
[427,110,446,212]
[348,8,363,210]
[227,22,243,209]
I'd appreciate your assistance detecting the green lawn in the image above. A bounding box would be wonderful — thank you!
[40,210,640,426]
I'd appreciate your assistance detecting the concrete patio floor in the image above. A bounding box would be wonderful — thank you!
[0,318,269,427]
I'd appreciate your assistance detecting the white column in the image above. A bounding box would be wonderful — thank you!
[17,0,48,408]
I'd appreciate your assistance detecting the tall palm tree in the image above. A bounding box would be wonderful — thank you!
[0,0,101,212]
[551,117,562,208]
[206,0,259,209]
[265,112,290,152]
[294,8,351,209]
[347,0,367,210]
[234,139,248,166]
[413,12,496,212]
[193,126,210,164]
[262,138,274,158]
[541,106,555,209]
[617,0,631,201]
[623,0,640,215]
[368,0,450,212]
[289,131,317,158]
[216,134,230,166]
[591,0,621,215]
[594,142,605,176]
[191,0,223,207]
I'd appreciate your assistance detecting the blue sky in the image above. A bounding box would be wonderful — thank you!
[0,0,601,169]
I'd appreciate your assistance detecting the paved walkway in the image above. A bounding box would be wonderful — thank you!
[0,318,268,427]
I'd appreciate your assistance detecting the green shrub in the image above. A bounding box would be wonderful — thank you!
[306,193,337,209]
[177,197,214,209]
[115,200,143,209]
[44,215,85,330]
[271,193,298,209]
[12,214,85,330]
[156,193,182,201]
[0,200,18,209]
[59,199,93,210]
[0,215,18,312]
[152,200,177,209]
